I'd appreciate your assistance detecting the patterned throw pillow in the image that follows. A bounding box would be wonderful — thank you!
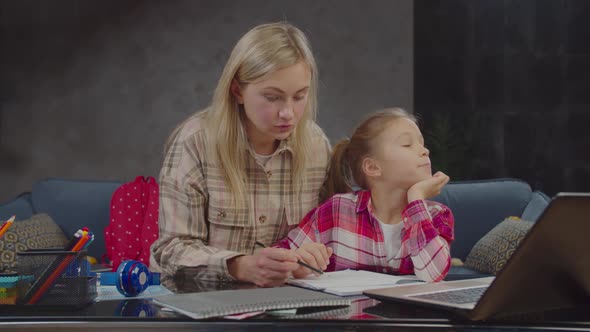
[0,213,68,273]
[464,217,534,275]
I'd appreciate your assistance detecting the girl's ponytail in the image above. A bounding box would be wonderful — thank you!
[320,138,353,202]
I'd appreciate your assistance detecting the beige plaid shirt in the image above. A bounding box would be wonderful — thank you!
[150,112,331,282]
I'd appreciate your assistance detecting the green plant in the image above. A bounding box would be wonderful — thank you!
[423,112,483,181]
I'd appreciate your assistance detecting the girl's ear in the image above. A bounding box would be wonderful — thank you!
[230,79,244,104]
[362,157,382,179]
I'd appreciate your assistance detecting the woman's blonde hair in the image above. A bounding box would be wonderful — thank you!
[322,108,416,199]
[171,22,319,205]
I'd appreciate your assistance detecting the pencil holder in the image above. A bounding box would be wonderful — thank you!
[0,273,19,305]
[16,249,97,307]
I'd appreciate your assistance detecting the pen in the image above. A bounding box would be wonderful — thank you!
[0,215,15,240]
[254,241,324,275]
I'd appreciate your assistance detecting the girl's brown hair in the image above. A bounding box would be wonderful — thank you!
[321,108,416,199]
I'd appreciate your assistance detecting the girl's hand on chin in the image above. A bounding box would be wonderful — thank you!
[407,171,450,202]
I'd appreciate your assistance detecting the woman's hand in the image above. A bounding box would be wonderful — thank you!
[292,242,333,278]
[407,171,450,203]
[228,248,300,287]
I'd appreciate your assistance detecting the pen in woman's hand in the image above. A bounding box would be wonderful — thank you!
[254,241,324,275]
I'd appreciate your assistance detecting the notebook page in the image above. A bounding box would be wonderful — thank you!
[288,270,420,295]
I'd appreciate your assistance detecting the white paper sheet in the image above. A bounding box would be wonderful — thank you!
[288,270,422,296]
[96,285,173,301]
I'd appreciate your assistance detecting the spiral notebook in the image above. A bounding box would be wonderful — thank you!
[152,286,351,319]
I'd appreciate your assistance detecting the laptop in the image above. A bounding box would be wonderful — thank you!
[363,193,590,321]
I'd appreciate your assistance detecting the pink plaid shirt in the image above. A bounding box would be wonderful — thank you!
[274,190,454,282]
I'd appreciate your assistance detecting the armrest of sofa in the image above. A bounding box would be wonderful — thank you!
[432,178,536,261]
[521,191,551,222]
[31,178,123,259]
[0,192,34,221]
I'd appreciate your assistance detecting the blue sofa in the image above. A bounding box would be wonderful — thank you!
[0,178,550,276]
[0,179,121,260]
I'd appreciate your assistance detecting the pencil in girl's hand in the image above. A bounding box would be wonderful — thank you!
[0,215,15,239]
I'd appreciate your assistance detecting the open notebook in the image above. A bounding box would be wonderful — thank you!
[152,286,351,319]
[288,270,421,296]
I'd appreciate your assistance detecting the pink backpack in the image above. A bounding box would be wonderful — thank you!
[104,176,159,271]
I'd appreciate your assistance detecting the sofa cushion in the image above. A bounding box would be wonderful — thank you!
[432,178,533,260]
[0,213,68,273]
[464,217,534,274]
[521,191,550,222]
[31,178,122,259]
[0,193,34,222]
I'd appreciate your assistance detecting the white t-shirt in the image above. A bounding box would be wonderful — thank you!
[376,218,405,263]
[253,152,273,166]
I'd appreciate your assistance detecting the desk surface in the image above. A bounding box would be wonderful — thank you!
[1,274,589,331]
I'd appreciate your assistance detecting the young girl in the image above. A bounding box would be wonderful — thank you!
[150,22,332,287]
[274,108,454,282]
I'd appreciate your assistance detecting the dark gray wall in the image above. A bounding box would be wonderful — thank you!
[415,0,590,196]
[0,0,414,202]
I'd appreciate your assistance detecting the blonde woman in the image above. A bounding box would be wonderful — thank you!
[150,22,332,287]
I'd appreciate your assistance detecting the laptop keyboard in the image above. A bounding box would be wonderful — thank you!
[409,286,488,304]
